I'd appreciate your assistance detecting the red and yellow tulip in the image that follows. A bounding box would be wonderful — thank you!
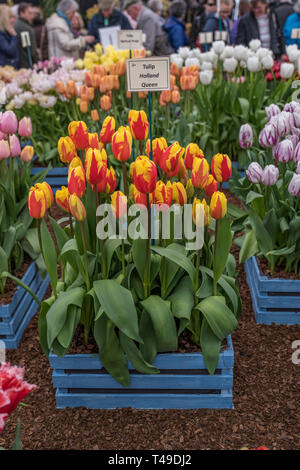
[85,148,107,185]
[111,191,127,218]
[172,181,187,206]
[55,186,71,213]
[191,157,210,189]
[68,164,86,198]
[58,136,77,163]
[133,155,157,194]
[160,142,184,175]
[35,182,54,209]
[128,110,149,141]
[211,153,232,183]
[204,174,219,196]
[69,193,86,221]
[68,121,89,150]
[28,186,47,219]
[192,198,211,226]
[154,181,172,210]
[184,143,204,170]
[100,116,116,144]
[210,191,227,219]
[112,126,132,162]
[145,137,167,166]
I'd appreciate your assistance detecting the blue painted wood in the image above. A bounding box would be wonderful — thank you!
[223,163,244,189]
[31,167,68,192]
[0,263,49,349]
[49,336,234,409]
[245,256,300,325]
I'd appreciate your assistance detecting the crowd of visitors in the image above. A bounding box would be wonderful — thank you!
[0,0,300,68]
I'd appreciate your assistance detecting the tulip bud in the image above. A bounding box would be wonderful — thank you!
[112,126,132,162]
[193,198,211,226]
[68,121,89,150]
[204,174,219,196]
[239,124,253,149]
[246,162,263,183]
[111,191,127,218]
[211,153,232,183]
[58,136,77,163]
[56,186,71,213]
[56,81,65,95]
[265,104,281,121]
[186,178,194,199]
[9,134,21,157]
[68,165,86,198]
[154,181,172,210]
[210,191,227,219]
[132,185,153,207]
[91,109,100,122]
[66,80,77,98]
[0,139,10,160]
[274,139,294,163]
[97,166,117,194]
[160,142,184,175]
[294,142,300,163]
[69,193,86,221]
[100,95,111,111]
[128,110,149,141]
[100,116,116,144]
[258,123,279,147]
[88,132,101,150]
[261,164,279,186]
[18,117,32,137]
[191,157,210,188]
[133,155,157,194]
[172,181,187,206]
[171,89,180,104]
[288,173,300,196]
[85,148,107,185]
[0,110,18,134]
[184,143,204,170]
[28,186,47,219]
[35,182,54,209]
[80,99,88,114]
[145,137,167,166]
[20,145,34,162]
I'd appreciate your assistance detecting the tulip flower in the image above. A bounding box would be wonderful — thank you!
[20,145,34,162]
[258,123,279,147]
[239,124,253,149]
[68,156,83,173]
[280,62,294,79]
[193,198,211,226]
[274,139,293,163]
[145,137,167,166]
[18,116,32,137]
[0,110,18,134]
[204,174,218,196]
[112,126,132,162]
[294,142,300,163]
[58,136,77,163]
[85,148,107,185]
[265,104,281,121]
[186,178,194,199]
[100,116,116,145]
[211,153,232,183]
[0,139,10,160]
[133,185,153,207]
[91,109,100,122]
[111,191,127,218]
[261,164,279,186]
[88,132,102,150]
[159,90,171,106]
[128,110,149,141]
[68,165,86,198]
[28,186,47,219]
[184,143,204,170]
[172,181,187,206]
[100,95,111,111]
[96,166,117,194]
[133,155,157,194]
[171,89,180,104]
[35,182,54,209]
[160,142,184,175]
[246,162,263,183]
[191,157,210,188]
[210,191,227,219]
[56,81,65,94]
[154,181,172,210]
[0,363,36,418]
[288,173,300,196]
[68,121,89,150]
[80,99,88,114]
[69,193,86,222]
[55,186,71,213]
[175,156,188,183]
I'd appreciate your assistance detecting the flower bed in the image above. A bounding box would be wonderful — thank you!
[245,256,300,325]
[49,336,234,410]
[0,263,49,349]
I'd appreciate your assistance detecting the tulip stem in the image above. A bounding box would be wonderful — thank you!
[121,239,125,279]
[143,194,151,298]
[80,221,90,292]
[69,215,74,237]
[122,161,128,197]
[213,219,219,296]
[139,140,143,155]
[194,248,201,304]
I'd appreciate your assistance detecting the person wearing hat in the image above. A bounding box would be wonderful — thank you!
[88,0,132,41]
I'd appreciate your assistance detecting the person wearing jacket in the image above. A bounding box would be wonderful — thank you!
[88,0,132,42]
[189,0,217,48]
[230,0,250,44]
[202,0,233,49]
[46,0,95,59]
[15,3,38,68]
[283,0,300,48]
[236,0,285,58]
[0,4,19,68]
[163,1,189,51]
[275,0,294,32]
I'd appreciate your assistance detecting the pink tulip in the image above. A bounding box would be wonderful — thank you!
[0,111,18,135]
[9,134,21,157]
[0,131,7,140]
[20,145,34,162]
[0,140,10,160]
[18,116,32,137]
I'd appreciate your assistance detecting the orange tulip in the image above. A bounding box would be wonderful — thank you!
[170,62,179,77]
[20,145,34,162]
[56,186,71,213]
[191,158,210,189]
[91,109,100,122]
[211,153,232,183]
[56,81,65,94]
[171,89,180,104]
[68,165,86,198]
[100,116,115,144]
[204,175,219,196]
[128,110,149,141]
[133,155,157,194]
[28,186,47,219]
[100,94,111,111]
[172,181,187,206]
[68,121,89,150]
[138,91,148,99]
[111,191,127,218]
[69,193,86,221]
[66,80,77,98]
[184,143,204,170]
[85,148,107,185]
[116,60,126,76]
[210,191,227,219]
[87,87,94,101]
[112,126,132,162]
[35,182,54,209]
[80,99,88,114]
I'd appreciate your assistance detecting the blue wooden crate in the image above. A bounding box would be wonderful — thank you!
[0,263,49,349]
[49,336,234,410]
[245,256,300,325]
[223,162,244,189]
[31,167,68,193]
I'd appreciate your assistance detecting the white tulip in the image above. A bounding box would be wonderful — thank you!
[223,57,238,73]
[220,46,235,60]
[185,58,200,68]
[280,62,295,79]
[234,45,247,61]
[178,47,190,59]
[170,55,183,69]
[240,60,247,68]
[212,40,225,55]
[191,48,202,59]
[247,56,261,72]
[256,48,271,60]
[199,70,213,85]
[249,39,261,52]
[201,61,213,70]
[261,55,274,70]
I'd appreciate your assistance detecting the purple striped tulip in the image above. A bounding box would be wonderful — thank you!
[246,162,263,183]
[259,124,279,148]
[274,139,294,163]
[265,104,281,120]
[288,173,300,196]
[261,165,279,186]
[239,124,253,149]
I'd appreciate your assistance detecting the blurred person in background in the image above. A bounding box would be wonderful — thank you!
[88,0,132,41]
[147,0,164,23]
[283,0,300,48]
[189,0,217,48]
[164,0,189,50]
[275,0,294,31]
[72,11,87,36]
[231,0,250,44]
[237,0,285,57]
[202,0,233,45]
[15,2,38,68]
[0,4,19,68]
[32,6,48,61]
[46,0,95,59]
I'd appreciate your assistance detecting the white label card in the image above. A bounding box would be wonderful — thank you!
[99,25,120,49]
[118,30,143,50]
[198,32,213,44]
[215,30,228,41]
[291,28,300,39]
[126,57,170,92]
[21,31,31,47]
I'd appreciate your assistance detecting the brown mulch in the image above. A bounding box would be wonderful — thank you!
[0,255,31,306]
[258,257,300,280]
[1,191,300,450]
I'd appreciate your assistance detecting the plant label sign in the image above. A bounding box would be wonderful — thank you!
[126,57,170,92]
[291,28,300,39]
[20,31,31,47]
[118,30,143,50]
[98,26,120,49]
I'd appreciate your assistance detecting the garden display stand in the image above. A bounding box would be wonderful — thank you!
[49,336,234,410]
[0,263,49,349]
[245,256,300,325]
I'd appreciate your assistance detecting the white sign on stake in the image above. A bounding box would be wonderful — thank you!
[99,25,120,49]
[118,30,143,50]
[291,28,300,39]
[20,31,31,47]
[198,32,213,44]
[215,30,228,41]
[126,57,170,92]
